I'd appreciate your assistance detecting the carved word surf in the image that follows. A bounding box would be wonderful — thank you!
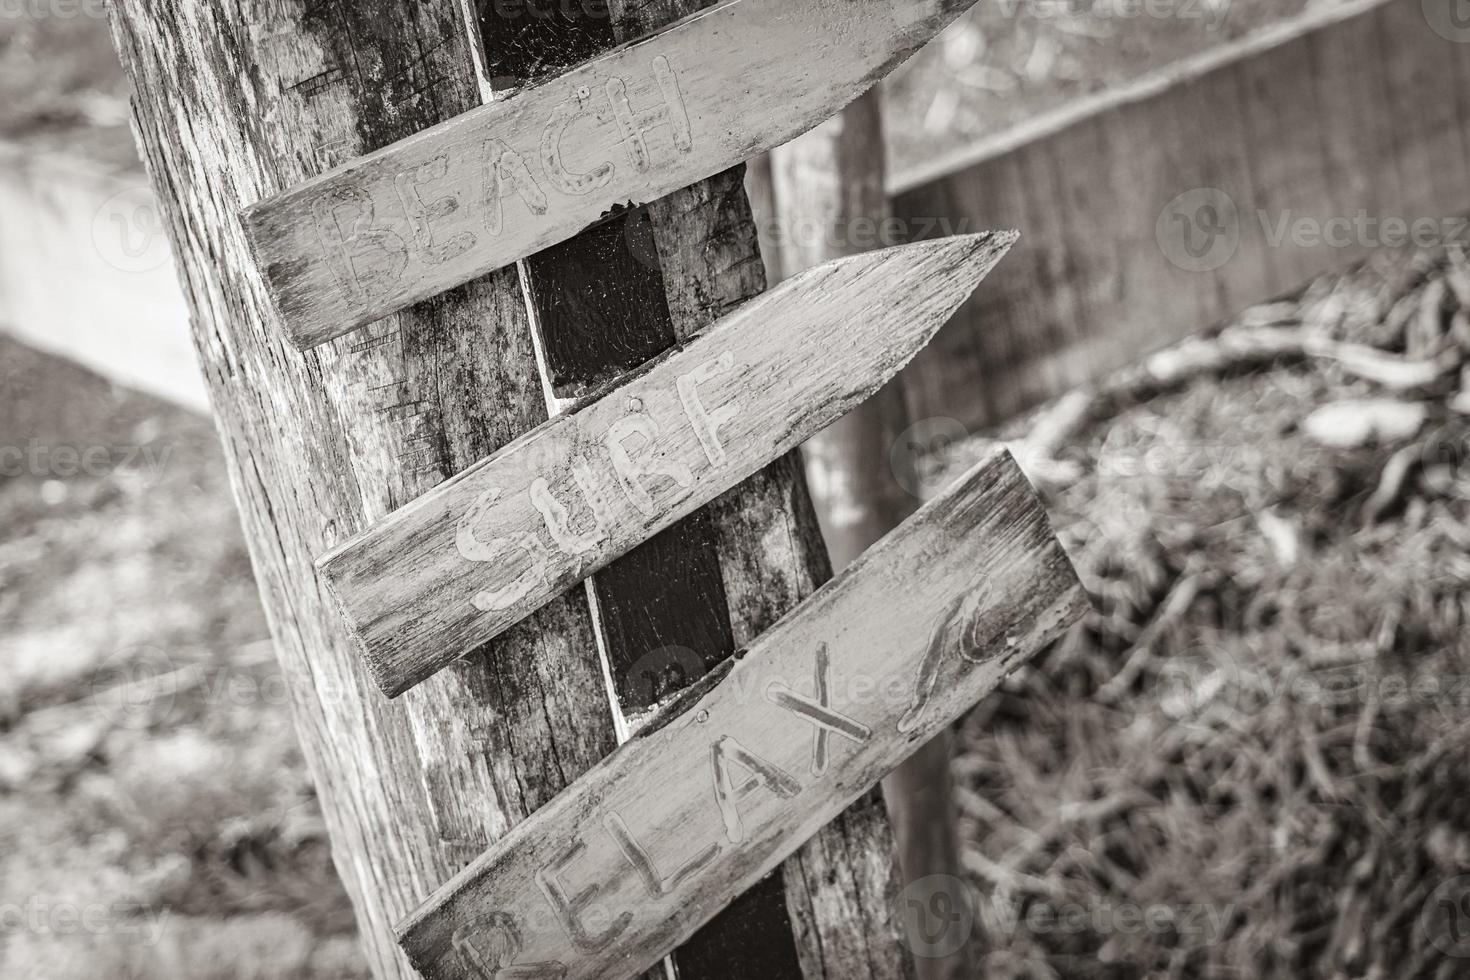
[454,350,737,612]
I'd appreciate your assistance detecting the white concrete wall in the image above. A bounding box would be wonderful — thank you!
[0,142,206,412]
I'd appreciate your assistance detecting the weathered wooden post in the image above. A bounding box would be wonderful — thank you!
[103,2,1020,977]
[772,91,973,977]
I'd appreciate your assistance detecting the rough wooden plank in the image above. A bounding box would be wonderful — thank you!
[893,0,1470,431]
[398,446,1088,980]
[476,3,919,976]
[322,235,1015,696]
[770,91,972,980]
[1185,65,1270,318]
[1233,30,1332,298]
[1378,0,1470,215]
[1310,4,1401,213]
[521,211,680,396]
[102,4,924,980]
[101,4,626,980]
[242,0,979,348]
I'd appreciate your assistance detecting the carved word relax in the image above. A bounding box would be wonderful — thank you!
[313,58,691,304]
[447,586,993,976]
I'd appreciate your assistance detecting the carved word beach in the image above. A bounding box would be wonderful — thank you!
[242,0,978,347]
[398,448,1087,980]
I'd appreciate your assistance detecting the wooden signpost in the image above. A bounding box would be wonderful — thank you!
[242,0,978,348]
[321,233,1016,697]
[397,447,1085,979]
[110,0,1086,975]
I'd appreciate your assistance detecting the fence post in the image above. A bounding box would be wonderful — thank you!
[104,1,909,976]
[773,90,974,977]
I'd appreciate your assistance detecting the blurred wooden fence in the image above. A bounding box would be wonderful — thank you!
[9,0,1465,438]
[892,0,1470,430]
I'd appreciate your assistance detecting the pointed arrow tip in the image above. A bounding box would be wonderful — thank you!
[784,231,1020,346]
[951,228,1019,300]
[878,229,1020,328]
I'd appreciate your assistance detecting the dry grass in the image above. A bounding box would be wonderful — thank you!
[7,243,1470,977]
[935,245,1470,978]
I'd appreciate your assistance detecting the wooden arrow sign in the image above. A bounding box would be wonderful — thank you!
[242,0,979,348]
[318,233,1015,697]
[396,445,1086,979]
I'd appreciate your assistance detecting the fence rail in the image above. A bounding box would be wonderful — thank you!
[893,0,1470,430]
[16,0,1459,440]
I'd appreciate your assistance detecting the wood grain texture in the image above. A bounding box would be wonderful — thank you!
[102,3,626,980]
[475,2,923,976]
[889,0,1470,432]
[770,92,973,979]
[322,234,1014,697]
[102,2,898,978]
[398,447,1088,980]
[242,0,980,348]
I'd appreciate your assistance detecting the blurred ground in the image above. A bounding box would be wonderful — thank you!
[6,2,1462,979]
[7,243,1470,977]
[921,244,1470,977]
[0,342,368,979]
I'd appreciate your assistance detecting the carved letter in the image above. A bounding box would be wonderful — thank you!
[535,838,631,952]
[530,462,613,557]
[607,55,693,172]
[541,91,616,196]
[456,487,548,612]
[606,413,694,517]
[312,185,408,302]
[767,644,872,776]
[452,911,566,979]
[676,352,739,468]
[709,736,801,844]
[484,139,548,237]
[603,811,719,899]
[394,153,475,265]
[898,586,991,734]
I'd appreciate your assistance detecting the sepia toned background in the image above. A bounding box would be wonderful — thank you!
[7,1,1470,977]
